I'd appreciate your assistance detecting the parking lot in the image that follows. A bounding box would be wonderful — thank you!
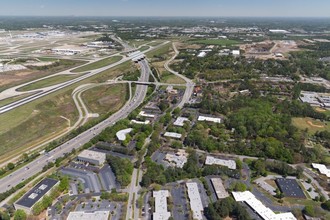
[60,167,102,193]
[169,183,190,220]
[99,164,119,190]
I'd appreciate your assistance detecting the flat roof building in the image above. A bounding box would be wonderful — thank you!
[275,178,306,199]
[77,150,106,166]
[312,163,330,178]
[164,150,188,168]
[186,182,204,220]
[139,111,155,118]
[153,190,171,220]
[205,156,236,170]
[116,128,133,141]
[197,51,207,58]
[67,211,110,220]
[198,116,221,123]
[173,117,189,127]
[210,178,229,199]
[164,132,182,139]
[232,191,296,220]
[300,92,321,106]
[14,178,59,214]
[131,119,150,125]
[232,50,240,56]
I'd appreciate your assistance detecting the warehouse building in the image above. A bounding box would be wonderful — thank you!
[77,150,106,166]
[14,178,59,214]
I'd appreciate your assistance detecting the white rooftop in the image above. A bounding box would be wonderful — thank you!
[173,117,189,127]
[312,163,330,178]
[197,51,207,58]
[165,150,188,168]
[116,128,133,141]
[232,191,296,220]
[232,50,240,56]
[131,119,150,125]
[198,116,221,123]
[164,132,182,139]
[210,178,229,199]
[186,182,204,220]
[78,150,106,162]
[205,156,236,169]
[139,111,155,118]
[153,190,171,220]
[67,211,110,220]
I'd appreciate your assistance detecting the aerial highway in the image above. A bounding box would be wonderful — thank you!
[0,59,151,194]
[0,41,169,114]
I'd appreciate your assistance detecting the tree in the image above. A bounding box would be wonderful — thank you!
[7,163,15,170]
[321,200,330,211]
[14,209,26,220]
[303,205,315,217]
[58,176,69,192]
[0,211,10,220]
[235,159,243,170]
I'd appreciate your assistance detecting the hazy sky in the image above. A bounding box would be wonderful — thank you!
[0,0,329,17]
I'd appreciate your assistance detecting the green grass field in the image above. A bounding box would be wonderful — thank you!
[0,59,86,93]
[0,93,36,107]
[17,74,81,91]
[160,71,186,84]
[71,56,122,73]
[0,60,137,163]
[146,44,172,58]
[292,117,330,134]
[148,41,164,47]
[139,46,150,52]
[82,84,128,116]
[190,39,240,46]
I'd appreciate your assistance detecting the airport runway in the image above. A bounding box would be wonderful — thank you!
[0,59,151,194]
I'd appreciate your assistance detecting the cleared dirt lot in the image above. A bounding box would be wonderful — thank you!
[240,40,302,60]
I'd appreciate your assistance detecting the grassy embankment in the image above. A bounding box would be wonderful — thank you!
[0,61,136,164]
[147,43,186,84]
[71,56,122,73]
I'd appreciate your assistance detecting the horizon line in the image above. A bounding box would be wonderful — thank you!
[0,15,330,19]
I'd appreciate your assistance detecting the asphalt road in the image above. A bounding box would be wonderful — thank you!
[0,41,169,114]
[164,42,195,108]
[0,59,151,194]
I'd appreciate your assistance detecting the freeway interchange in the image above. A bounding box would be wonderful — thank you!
[0,59,151,193]
[0,41,169,114]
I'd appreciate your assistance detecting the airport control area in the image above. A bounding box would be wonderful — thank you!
[0,10,329,220]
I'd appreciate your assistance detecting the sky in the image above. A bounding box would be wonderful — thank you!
[0,0,329,17]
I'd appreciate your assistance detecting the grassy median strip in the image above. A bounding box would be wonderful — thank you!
[82,84,128,116]
[17,74,81,92]
[71,56,122,73]
[0,61,136,163]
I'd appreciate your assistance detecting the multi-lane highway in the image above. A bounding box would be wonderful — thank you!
[0,41,169,114]
[0,59,151,194]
